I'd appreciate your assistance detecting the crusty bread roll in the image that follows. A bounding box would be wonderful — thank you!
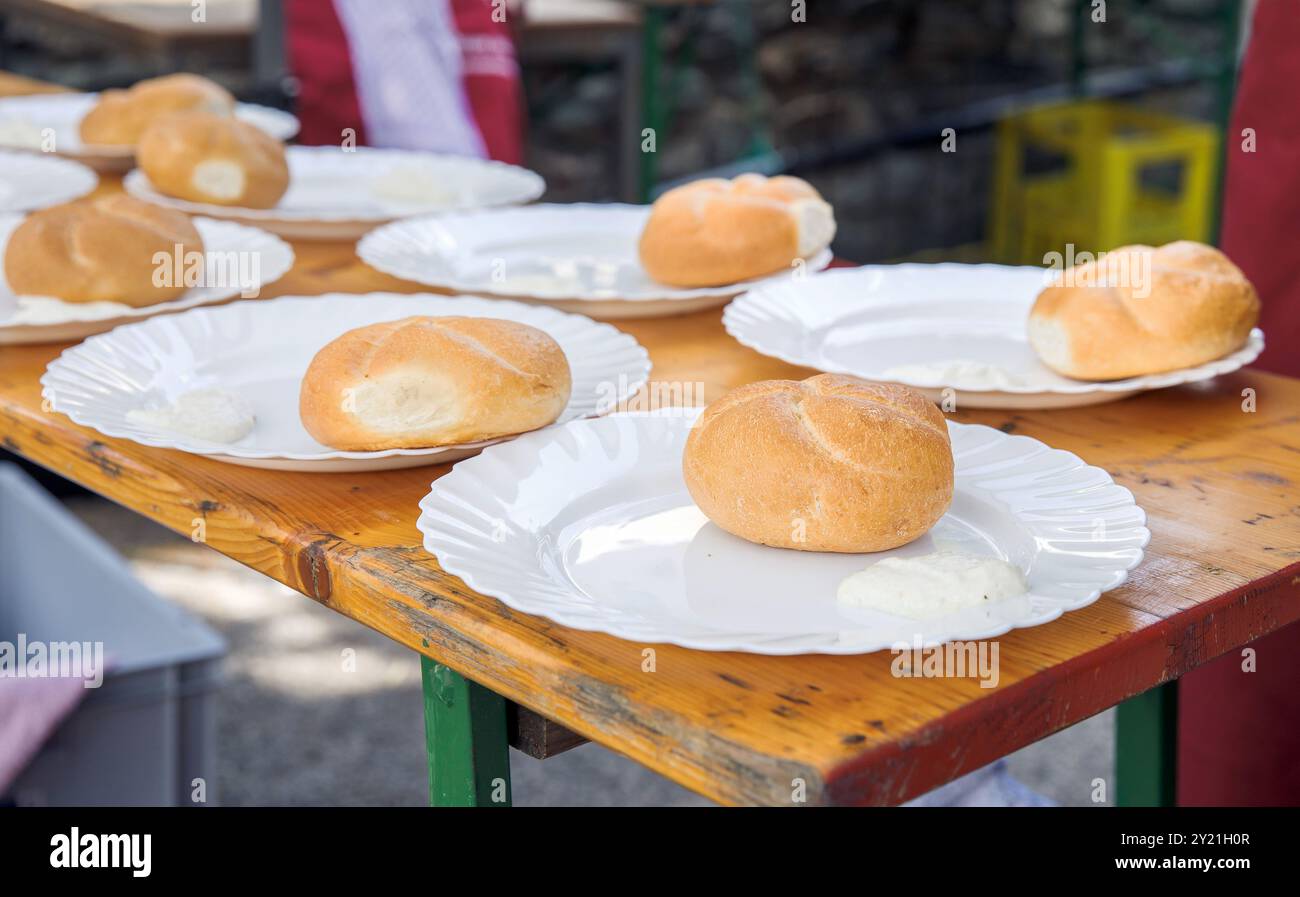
[299,316,572,451]
[79,73,235,146]
[683,374,953,553]
[137,111,289,209]
[1028,241,1260,380]
[638,174,836,287]
[4,195,203,306]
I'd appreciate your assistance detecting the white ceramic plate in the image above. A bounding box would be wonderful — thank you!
[357,203,835,318]
[724,264,1266,409]
[418,409,1149,654]
[0,149,97,212]
[0,215,294,345]
[41,292,651,472]
[0,92,299,172]
[124,146,547,241]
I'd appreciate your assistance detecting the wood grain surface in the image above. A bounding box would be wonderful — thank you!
[2,78,1298,806]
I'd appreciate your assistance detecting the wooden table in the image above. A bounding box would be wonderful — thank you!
[4,95,1300,810]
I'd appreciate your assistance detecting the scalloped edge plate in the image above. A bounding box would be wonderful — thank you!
[0,215,294,345]
[42,292,651,472]
[724,264,1264,409]
[358,203,834,318]
[0,93,298,172]
[418,409,1149,654]
[124,146,546,241]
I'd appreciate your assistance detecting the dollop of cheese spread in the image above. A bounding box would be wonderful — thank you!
[126,388,255,444]
[837,551,1027,620]
[370,163,460,208]
[879,359,1026,389]
[0,118,45,149]
[7,296,136,325]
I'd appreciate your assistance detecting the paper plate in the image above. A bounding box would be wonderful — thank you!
[358,203,834,318]
[124,146,546,240]
[0,215,294,345]
[724,264,1265,409]
[42,292,651,472]
[417,410,1149,654]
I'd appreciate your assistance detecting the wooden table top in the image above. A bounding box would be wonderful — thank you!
[2,87,1299,807]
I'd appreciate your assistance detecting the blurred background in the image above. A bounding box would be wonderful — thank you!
[0,0,1245,261]
[0,0,1253,805]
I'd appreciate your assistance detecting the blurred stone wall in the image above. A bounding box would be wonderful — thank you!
[524,0,1228,262]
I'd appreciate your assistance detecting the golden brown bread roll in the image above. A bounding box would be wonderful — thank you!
[638,174,836,287]
[1028,241,1260,380]
[683,374,953,553]
[137,111,289,209]
[79,73,235,146]
[4,195,203,306]
[299,316,572,451]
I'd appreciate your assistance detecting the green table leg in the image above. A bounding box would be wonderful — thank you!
[421,653,511,807]
[1115,680,1178,806]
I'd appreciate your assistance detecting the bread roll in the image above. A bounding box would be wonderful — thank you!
[1028,241,1260,380]
[79,73,235,146]
[683,374,953,553]
[3,195,203,306]
[299,316,572,451]
[638,174,836,287]
[137,111,289,209]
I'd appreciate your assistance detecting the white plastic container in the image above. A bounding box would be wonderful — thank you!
[0,463,225,806]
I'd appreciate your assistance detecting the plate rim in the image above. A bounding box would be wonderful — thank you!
[40,291,652,462]
[417,410,1151,655]
[0,148,98,212]
[722,263,1266,396]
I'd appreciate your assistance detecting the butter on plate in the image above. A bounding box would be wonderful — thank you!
[837,550,1027,620]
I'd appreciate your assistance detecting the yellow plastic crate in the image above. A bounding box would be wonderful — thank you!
[990,100,1218,265]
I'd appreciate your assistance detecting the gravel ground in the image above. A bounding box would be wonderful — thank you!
[65,496,1114,807]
